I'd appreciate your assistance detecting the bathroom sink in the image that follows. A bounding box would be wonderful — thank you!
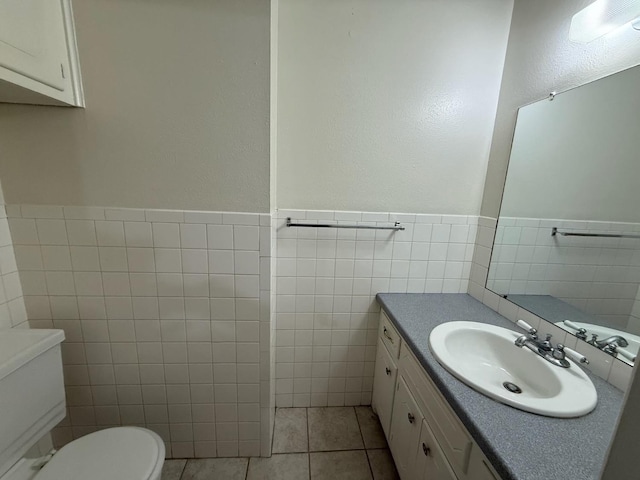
[429,321,597,417]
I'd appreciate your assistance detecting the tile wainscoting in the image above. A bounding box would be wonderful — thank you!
[6,204,630,460]
[468,217,634,392]
[6,205,273,459]
[273,209,478,408]
[0,205,27,330]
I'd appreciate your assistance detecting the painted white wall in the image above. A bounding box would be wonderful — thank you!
[276,0,513,214]
[0,0,270,213]
[500,65,640,222]
[480,0,640,218]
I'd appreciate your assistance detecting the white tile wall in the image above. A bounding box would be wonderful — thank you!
[487,217,640,331]
[7,205,271,459]
[468,217,634,392]
[274,209,477,408]
[629,286,640,334]
[0,207,27,330]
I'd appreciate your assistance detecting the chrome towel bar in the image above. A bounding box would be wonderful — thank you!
[286,217,404,231]
[551,227,640,239]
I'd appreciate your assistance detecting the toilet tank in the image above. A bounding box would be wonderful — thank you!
[0,329,66,477]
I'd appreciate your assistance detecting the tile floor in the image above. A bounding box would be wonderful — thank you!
[161,406,399,480]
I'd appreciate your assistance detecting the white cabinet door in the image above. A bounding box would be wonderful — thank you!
[389,376,423,480]
[415,419,458,480]
[0,0,68,91]
[372,340,398,436]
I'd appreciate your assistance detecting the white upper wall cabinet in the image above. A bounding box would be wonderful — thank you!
[0,0,83,106]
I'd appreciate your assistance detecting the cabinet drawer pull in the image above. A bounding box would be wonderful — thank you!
[385,367,391,375]
[407,412,415,424]
[422,443,430,456]
[383,327,394,344]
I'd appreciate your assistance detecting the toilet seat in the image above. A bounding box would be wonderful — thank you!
[35,427,164,480]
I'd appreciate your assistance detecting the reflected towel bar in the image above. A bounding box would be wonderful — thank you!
[551,227,640,239]
[286,217,404,231]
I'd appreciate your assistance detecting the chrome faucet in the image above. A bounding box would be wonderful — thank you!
[514,320,589,368]
[588,334,629,350]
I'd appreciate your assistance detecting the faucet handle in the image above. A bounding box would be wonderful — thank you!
[563,320,582,331]
[552,343,566,360]
[516,319,537,336]
[563,346,589,365]
[615,347,636,363]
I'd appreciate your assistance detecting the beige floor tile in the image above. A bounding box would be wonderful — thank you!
[161,459,186,480]
[355,407,388,449]
[310,450,372,480]
[367,449,400,480]
[272,408,309,453]
[181,458,248,480]
[308,407,363,451]
[247,453,310,480]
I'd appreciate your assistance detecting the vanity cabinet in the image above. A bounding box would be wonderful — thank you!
[373,311,501,480]
[0,0,84,106]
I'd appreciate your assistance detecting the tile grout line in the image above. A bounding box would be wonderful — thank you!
[353,406,375,480]
[270,408,277,457]
[178,459,188,480]
[306,407,311,479]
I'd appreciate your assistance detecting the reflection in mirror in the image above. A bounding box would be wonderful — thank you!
[487,64,640,366]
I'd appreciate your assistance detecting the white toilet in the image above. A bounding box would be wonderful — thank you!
[0,329,165,480]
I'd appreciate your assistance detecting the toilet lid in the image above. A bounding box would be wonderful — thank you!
[35,427,164,480]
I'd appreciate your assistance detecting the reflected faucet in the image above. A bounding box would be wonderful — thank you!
[588,334,629,357]
[588,334,629,349]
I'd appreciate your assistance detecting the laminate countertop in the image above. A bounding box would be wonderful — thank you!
[376,293,624,480]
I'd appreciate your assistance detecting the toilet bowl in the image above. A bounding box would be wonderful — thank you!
[33,427,165,480]
[0,329,164,480]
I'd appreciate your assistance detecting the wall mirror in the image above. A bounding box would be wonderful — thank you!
[487,64,640,367]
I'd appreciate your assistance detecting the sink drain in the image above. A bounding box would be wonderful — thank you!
[503,382,522,394]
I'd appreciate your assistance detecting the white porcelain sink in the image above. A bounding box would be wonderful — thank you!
[429,321,597,418]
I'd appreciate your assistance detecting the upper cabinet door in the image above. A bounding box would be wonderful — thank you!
[0,0,67,90]
[0,0,83,106]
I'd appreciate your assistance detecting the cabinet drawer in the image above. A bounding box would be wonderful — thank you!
[380,311,401,359]
[399,343,471,478]
[372,339,398,437]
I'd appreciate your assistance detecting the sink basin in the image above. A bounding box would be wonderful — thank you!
[429,321,597,417]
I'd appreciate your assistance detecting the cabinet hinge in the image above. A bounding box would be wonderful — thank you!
[61,64,65,79]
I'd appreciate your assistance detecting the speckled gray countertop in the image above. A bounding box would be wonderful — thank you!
[376,293,624,480]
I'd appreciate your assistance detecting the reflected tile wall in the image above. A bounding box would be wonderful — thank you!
[488,217,640,331]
